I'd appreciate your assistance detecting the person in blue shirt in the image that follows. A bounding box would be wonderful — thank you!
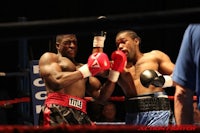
[173,24,200,125]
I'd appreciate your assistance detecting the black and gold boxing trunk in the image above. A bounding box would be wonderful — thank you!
[125,93,171,113]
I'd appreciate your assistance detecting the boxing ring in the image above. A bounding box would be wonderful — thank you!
[0,95,199,132]
[0,7,200,132]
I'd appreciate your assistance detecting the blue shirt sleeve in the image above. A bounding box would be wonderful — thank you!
[172,24,200,91]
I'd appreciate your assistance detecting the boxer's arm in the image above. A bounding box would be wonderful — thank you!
[108,50,127,82]
[78,52,110,78]
[86,76,102,99]
[174,83,194,125]
[92,31,106,53]
[39,53,84,90]
[152,50,175,75]
[92,16,107,53]
[94,51,127,103]
[140,69,173,88]
[95,80,117,104]
[39,52,110,91]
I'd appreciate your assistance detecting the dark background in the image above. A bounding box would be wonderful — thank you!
[0,0,200,125]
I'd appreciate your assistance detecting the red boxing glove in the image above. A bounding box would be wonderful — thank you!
[111,50,127,72]
[88,52,110,75]
[108,50,127,82]
[79,52,110,78]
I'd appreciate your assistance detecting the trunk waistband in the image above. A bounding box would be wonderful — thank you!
[45,92,87,114]
[127,91,168,100]
[125,92,170,113]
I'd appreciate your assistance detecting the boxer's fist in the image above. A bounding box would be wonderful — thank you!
[140,69,173,88]
[88,52,110,75]
[111,50,127,72]
[108,50,127,82]
[79,52,110,78]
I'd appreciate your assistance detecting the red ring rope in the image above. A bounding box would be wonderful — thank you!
[84,96,197,102]
[0,96,197,106]
[0,124,199,132]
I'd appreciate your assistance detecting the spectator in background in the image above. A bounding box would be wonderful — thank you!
[99,102,121,122]
[87,102,102,122]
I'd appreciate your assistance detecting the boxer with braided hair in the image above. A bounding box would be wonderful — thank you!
[97,30,176,126]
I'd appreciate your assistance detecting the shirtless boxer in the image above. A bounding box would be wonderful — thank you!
[98,30,176,126]
[38,34,110,126]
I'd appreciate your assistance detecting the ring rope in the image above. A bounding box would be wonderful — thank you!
[0,71,28,77]
[0,97,30,106]
[0,96,197,106]
[0,124,198,132]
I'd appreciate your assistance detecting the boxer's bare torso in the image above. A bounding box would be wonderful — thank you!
[118,50,174,98]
